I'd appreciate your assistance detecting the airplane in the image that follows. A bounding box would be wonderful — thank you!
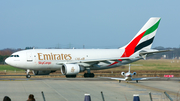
[100,64,159,83]
[5,17,169,78]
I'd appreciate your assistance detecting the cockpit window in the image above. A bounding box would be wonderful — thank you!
[10,55,19,57]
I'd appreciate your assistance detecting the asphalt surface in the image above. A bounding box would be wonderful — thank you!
[0,77,179,101]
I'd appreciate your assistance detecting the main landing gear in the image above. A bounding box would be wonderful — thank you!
[84,73,94,77]
[84,68,94,78]
[66,75,76,78]
[26,69,31,78]
[136,80,138,83]
[64,68,94,78]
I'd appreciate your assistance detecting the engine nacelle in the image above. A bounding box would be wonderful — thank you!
[33,70,54,75]
[121,72,125,76]
[61,64,84,75]
[133,72,137,76]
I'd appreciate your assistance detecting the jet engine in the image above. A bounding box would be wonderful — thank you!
[61,64,85,75]
[121,72,125,76]
[133,72,137,76]
[33,70,55,75]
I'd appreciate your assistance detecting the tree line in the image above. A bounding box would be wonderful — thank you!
[0,48,21,64]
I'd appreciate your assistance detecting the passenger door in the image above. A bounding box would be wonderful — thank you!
[26,52,33,62]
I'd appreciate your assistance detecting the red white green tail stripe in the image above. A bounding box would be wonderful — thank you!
[121,17,161,57]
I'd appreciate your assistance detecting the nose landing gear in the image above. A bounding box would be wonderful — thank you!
[26,74,31,78]
[26,69,31,78]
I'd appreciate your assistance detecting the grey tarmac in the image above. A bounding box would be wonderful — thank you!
[0,78,179,101]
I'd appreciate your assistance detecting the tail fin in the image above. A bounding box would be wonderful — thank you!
[121,17,161,57]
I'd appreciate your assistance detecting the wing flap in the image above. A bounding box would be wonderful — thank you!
[110,77,126,81]
[132,77,159,81]
[100,77,126,81]
[56,57,132,65]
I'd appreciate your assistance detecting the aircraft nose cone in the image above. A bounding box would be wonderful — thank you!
[127,75,131,77]
[5,57,15,66]
[5,58,10,64]
[5,58,13,65]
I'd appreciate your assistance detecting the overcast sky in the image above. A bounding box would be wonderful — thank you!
[0,1,179,49]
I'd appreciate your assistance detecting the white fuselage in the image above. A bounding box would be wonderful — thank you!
[5,49,140,71]
[5,17,162,74]
[124,73,133,81]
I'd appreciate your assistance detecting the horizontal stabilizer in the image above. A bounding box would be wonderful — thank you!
[139,49,172,56]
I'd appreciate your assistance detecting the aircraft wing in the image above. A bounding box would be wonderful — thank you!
[56,57,132,65]
[132,77,160,81]
[100,77,126,81]
[56,50,171,65]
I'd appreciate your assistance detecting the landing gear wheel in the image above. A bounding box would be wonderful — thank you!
[136,80,138,83]
[84,73,88,77]
[26,74,31,78]
[66,75,77,78]
[90,73,94,77]
[84,73,94,78]
[119,80,121,83]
